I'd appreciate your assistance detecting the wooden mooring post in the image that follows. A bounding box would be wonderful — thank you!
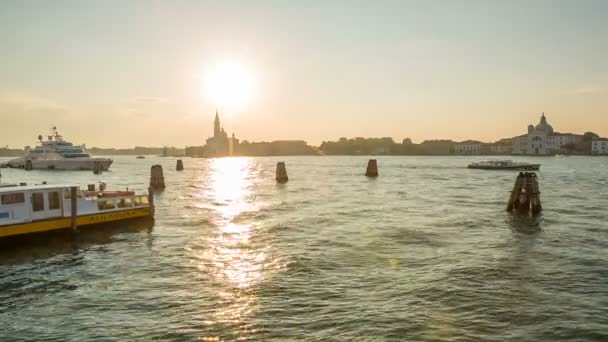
[365,159,378,177]
[93,161,103,175]
[70,186,78,230]
[25,160,33,171]
[149,164,166,190]
[507,172,542,214]
[276,162,288,184]
[176,159,184,171]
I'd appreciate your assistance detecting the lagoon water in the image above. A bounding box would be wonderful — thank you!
[1,156,607,341]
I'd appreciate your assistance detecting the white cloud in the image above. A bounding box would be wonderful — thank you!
[0,90,69,114]
[571,86,602,95]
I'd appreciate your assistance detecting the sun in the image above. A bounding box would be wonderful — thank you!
[204,62,256,110]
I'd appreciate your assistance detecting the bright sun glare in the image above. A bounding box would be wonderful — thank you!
[204,62,256,109]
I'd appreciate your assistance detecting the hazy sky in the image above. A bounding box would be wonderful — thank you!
[1,0,607,148]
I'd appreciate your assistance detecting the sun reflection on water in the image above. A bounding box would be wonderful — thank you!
[190,157,278,339]
[207,158,254,217]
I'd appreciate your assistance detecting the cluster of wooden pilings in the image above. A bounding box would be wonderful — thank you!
[145,160,544,215]
[507,172,542,214]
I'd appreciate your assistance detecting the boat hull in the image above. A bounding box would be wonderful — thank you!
[468,164,540,171]
[0,207,152,238]
[4,158,113,171]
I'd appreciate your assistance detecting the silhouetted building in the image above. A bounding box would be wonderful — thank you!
[237,140,316,156]
[451,140,484,154]
[205,110,238,157]
[185,146,205,157]
[419,140,453,155]
[592,138,608,155]
[489,139,512,154]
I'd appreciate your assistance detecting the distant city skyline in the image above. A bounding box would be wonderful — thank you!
[1,0,607,148]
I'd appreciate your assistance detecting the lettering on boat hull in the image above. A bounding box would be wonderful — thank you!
[0,208,152,238]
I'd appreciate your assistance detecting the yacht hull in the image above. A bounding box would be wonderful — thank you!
[5,158,113,171]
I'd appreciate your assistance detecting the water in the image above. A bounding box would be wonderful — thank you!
[1,156,607,341]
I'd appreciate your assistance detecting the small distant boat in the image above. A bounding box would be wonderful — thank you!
[136,156,145,159]
[468,160,540,171]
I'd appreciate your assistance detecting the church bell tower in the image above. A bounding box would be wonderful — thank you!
[214,109,221,137]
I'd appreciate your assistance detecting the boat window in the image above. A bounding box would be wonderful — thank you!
[1,193,25,205]
[97,199,115,210]
[63,189,83,199]
[48,191,60,210]
[134,196,149,206]
[32,193,44,212]
[117,198,133,208]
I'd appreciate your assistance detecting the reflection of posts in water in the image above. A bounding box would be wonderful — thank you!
[276,162,288,184]
[507,172,542,214]
[149,165,166,190]
[70,186,78,230]
[148,186,155,217]
[176,159,184,171]
[366,159,378,177]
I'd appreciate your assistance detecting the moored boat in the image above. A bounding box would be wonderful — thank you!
[5,127,113,171]
[468,160,541,171]
[0,183,153,238]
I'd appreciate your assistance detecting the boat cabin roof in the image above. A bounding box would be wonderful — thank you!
[0,184,77,193]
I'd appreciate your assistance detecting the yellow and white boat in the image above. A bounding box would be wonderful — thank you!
[0,183,153,238]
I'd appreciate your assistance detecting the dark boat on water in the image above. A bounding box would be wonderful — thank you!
[468,160,540,171]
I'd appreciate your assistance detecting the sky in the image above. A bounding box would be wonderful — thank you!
[1,0,607,148]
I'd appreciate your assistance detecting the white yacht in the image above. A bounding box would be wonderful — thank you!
[5,127,113,171]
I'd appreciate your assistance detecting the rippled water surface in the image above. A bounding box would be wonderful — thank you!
[1,156,607,341]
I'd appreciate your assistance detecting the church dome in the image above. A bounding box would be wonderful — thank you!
[535,113,553,134]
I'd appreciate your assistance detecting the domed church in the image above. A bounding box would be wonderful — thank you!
[512,113,582,155]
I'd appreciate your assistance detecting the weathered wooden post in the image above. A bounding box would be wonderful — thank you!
[93,161,103,175]
[25,160,33,171]
[150,164,166,190]
[276,162,288,184]
[365,159,378,177]
[70,186,78,230]
[506,172,524,211]
[529,173,542,214]
[507,172,542,214]
[87,184,95,192]
[176,159,184,171]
